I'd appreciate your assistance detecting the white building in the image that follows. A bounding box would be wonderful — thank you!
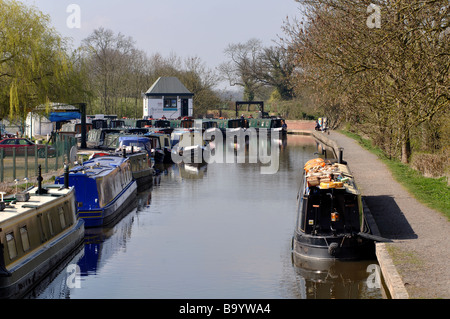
[25,112,53,138]
[143,77,194,119]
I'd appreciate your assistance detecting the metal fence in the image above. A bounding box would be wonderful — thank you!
[0,134,77,183]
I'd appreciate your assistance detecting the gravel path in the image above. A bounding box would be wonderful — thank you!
[324,130,450,299]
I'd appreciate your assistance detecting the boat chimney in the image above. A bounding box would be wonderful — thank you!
[64,164,70,189]
[0,192,6,212]
[36,165,48,195]
[338,148,344,164]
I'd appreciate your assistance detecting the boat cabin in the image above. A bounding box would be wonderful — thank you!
[297,159,363,236]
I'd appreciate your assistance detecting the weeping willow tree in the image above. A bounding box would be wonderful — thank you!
[0,0,86,121]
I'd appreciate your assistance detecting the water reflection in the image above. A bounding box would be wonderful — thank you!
[291,254,384,299]
[33,134,385,299]
[78,190,152,277]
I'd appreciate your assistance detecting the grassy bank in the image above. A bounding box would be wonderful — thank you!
[340,130,450,220]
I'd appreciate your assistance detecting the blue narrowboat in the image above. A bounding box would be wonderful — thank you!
[55,156,137,228]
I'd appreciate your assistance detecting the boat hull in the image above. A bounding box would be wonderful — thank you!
[79,180,137,228]
[0,219,85,299]
[133,171,153,192]
[292,231,375,261]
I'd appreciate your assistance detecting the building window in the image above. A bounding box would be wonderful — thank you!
[163,98,177,110]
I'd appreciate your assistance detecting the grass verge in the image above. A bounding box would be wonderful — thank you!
[340,130,450,220]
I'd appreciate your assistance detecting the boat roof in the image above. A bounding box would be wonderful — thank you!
[0,187,73,225]
[305,160,360,195]
[333,163,359,195]
[71,156,129,178]
[119,136,151,142]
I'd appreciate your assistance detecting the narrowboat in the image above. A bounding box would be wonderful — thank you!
[151,120,174,135]
[123,119,153,128]
[60,122,93,143]
[90,150,153,192]
[145,132,172,163]
[202,121,218,136]
[219,118,245,135]
[0,181,85,299]
[86,128,122,149]
[292,157,376,260]
[55,156,137,228]
[247,118,287,135]
[141,134,166,164]
[103,134,164,164]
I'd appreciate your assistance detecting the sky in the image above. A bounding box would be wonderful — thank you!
[21,0,302,90]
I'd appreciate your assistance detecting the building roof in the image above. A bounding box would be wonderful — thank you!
[145,77,193,96]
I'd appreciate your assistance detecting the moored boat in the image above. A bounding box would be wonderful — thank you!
[0,182,84,299]
[145,132,172,163]
[90,150,153,192]
[292,157,376,261]
[55,156,137,228]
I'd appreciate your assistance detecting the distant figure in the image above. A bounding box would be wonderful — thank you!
[161,115,167,120]
[322,118,328,132]
[315,120,321,131]
[282,120,287,131]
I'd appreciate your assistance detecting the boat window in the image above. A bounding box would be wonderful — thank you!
[59,207,66,229]
[6,232,17,260]
[48,214,54,236]
[20,226,30,252]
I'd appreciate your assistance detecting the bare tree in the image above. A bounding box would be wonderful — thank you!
[254,45,296,100]
[218,38,263,101]
[81,27,136,115]
[283,0,449,163]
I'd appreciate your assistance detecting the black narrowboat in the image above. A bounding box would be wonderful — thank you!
[292,157,376,261]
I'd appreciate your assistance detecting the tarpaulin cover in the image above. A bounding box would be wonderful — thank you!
[49,112,81,122]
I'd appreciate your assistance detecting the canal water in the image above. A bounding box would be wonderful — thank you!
[32,134,387,299]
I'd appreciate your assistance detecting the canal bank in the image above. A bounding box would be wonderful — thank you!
[299,126,450,299]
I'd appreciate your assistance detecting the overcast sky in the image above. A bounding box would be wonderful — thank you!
[21,0,302,80]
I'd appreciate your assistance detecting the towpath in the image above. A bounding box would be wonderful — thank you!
[315,130,450,299]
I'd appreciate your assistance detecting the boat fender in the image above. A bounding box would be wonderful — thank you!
[328,242,339,256]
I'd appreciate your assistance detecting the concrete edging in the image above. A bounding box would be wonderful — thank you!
[376,243,410,299]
